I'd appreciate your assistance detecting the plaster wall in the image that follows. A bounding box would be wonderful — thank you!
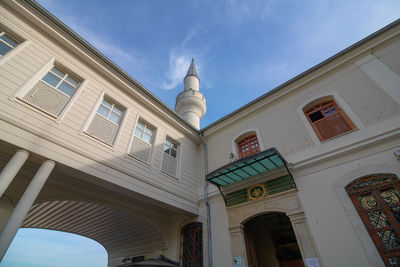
[204,32,400,173]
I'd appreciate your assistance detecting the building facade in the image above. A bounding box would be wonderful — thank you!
[0,1,399,266]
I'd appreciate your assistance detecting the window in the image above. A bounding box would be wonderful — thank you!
[304,100,355,141]
[237,134,260,159]
[181,222,203,266]
[86,98,124,145]
[162,137,178,177]
[0,31,19,58]
[346,174,400,266]
[22,66,80,117]
[129,120,155,163]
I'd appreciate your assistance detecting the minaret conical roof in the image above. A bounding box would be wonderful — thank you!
[185,58,199,79]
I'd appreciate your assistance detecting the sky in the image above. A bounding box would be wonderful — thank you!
[2,0,400,266]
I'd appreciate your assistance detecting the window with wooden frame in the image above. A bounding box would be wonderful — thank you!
[21,66,81,117]
[129,120,155,163]
[346,174,400,266]
[0,31,19,58]
[86,98,124,145]
[237,134,261,159]
[304,100,355,141]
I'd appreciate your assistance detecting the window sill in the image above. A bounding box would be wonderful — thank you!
[160,170,179,181]
[81,131,116,150]
[12,97,62,124]
[319,128,359,143]
[125,154,152,169]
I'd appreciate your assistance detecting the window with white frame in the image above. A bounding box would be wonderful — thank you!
[86,98,124,145]
[22,66,80,117]
[161,137,178,177]
[129,120,155,162]
[0,31,19,58]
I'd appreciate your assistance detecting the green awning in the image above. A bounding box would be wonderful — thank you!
[206,148,288,187]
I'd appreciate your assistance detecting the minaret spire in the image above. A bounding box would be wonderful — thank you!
[185,58,199,79]
[175,58,206,129]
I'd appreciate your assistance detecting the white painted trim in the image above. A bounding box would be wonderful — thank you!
[0,40,31,69]
[296,91,364,145]
[56,79,88,124]
[126,113,140,155]
[333,167,400,267]
[79,90,105,134]
[126,116,158,167]
[80,90,129,150]
[113,108,129,151]
[10,57,55,100]
[230,128,265,159]
[160,133,181,180]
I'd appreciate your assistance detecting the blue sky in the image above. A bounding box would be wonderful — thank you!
[1,229,107,267]
[2,1,400,266]
[32,0,400,127]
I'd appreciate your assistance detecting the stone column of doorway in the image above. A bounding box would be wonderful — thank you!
[0,159,55,261]
[229,225,248,267]
[0,150,29,198]
[288,211,320,266]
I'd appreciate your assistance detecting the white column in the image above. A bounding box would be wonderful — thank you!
[0,160,55,261]
[354,52,400,105]
[0,150,29,198]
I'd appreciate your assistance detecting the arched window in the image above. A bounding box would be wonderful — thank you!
[181,222,203,267]
[304,99,355,141]
[346,174,400,266]
[237,134,260,159]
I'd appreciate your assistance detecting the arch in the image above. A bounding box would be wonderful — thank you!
[301,95,356,141]
[22,199,168,260]
[297,92,362,144]
[226,191,320,267]
[4,228,108,266]
[345,173,400,266]
[231,128,265,159]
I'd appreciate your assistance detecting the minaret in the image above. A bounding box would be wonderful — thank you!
[175,59,206,130]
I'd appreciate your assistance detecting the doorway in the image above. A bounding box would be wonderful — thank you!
[244,213,304,267]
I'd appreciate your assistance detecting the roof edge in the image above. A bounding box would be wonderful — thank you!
[201,18,400,133]
[24,0,199,134]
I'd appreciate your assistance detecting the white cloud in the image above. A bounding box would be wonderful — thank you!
[161,27,207,90]
[162,52,192,90]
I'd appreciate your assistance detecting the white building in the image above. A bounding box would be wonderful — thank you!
[0,1,399,266]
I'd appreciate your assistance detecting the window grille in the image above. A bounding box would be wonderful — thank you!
[86,98,124,145]
[130,121,154,162]
[0,31,18,58]
[22,66,80,117]
[162,137,178,177]
[181,222,203,267]
[346,174,400,266]
[305,100,355,141]
[237,134,260,159]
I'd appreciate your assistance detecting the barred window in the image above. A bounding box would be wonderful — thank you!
[130,120,155,163]
[305,100,355,141]
[0,31,19,58]
[86,98,124,145]
[346,174,400,266]
[22,66,81,117]
[162,137,178,177]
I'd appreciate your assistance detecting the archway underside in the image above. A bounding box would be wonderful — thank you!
[22,200,167,258]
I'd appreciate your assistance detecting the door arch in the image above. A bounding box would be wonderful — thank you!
[244,212,304,267]
[227,191,319,267]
